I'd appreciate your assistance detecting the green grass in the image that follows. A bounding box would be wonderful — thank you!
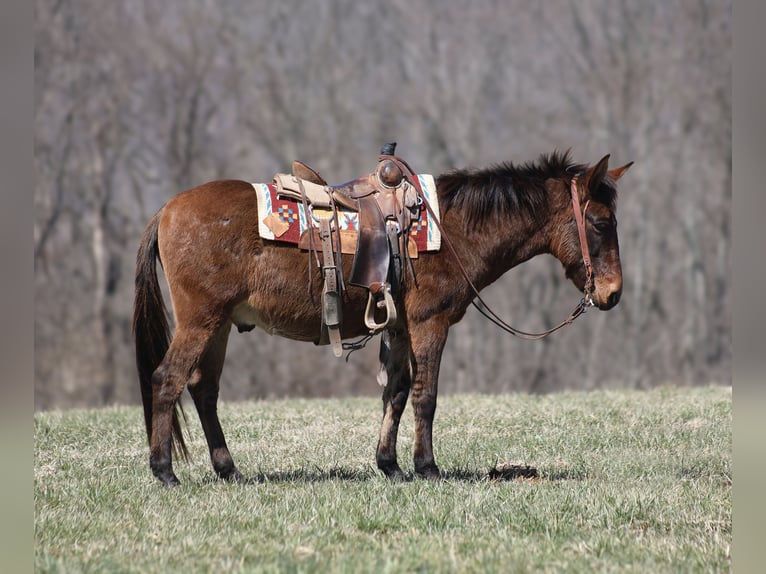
[35,386,731,573]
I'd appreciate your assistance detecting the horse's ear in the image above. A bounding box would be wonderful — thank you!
[608,161,634,182]
[582,154,610,196]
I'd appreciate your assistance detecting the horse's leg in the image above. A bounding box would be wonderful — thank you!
[187,322,242,482]
[150,324,221,486]
[375,332,413,479]
[408,319,448,479]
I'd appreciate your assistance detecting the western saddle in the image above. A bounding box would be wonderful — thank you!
[272,143,422,357]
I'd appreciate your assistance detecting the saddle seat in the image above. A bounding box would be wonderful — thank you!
[278,160,417,214]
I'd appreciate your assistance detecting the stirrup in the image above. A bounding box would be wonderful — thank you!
[364,285,397,332]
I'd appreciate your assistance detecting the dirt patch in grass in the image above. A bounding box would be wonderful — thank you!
[488,461,540,482]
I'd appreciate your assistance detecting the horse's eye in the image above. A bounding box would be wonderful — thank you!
[592,220,612,234]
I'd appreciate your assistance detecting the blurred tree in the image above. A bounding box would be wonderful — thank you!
[34,0,730,410]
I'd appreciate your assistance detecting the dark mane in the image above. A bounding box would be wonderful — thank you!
[436,150,598,228]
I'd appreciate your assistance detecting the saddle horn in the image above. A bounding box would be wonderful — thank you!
[380,142,397,155]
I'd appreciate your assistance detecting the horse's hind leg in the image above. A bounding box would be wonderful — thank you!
[150,325,220,486]
[375,332,413,479]
[187,322,242,482]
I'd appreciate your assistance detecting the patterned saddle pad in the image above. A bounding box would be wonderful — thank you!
[252,174,441,255]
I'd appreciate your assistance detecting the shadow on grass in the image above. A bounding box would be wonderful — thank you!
[195,466,490,486]
[243,467,378,485]
[193,464,586,485]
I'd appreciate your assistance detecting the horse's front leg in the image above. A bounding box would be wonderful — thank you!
[408,319,448,478]
[375,331,413,479]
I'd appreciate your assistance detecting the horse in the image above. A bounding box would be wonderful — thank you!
[133,149,632,486]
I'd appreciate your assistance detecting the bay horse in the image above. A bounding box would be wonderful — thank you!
[133,149,632,486]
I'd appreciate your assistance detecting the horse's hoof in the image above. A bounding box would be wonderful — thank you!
[158,472,181,487]
[383,467,406,481]
[151,462,180,487]
[415,464,441,480]
[214,460,243,482]
[377,459,405,480]
[221,467,243,482]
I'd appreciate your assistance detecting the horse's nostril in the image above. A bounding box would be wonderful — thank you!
[607,291,620,308]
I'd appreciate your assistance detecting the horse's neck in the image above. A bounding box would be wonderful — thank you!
[443,207,552,290]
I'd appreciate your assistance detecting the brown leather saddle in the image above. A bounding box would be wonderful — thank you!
[272,144,422,356]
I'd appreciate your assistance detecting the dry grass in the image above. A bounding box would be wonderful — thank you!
[35,385,731,573]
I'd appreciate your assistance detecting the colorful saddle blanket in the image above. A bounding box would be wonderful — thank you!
[252,174,441,254]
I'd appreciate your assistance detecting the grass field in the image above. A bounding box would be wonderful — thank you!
[35,385,731,573]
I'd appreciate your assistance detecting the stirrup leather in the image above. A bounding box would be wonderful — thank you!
[316,213,343,357]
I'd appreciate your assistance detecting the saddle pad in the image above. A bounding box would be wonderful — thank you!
[252,174,441,252]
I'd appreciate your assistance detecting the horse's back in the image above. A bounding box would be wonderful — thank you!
[160,179,258,239]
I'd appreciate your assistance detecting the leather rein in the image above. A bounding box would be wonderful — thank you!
[387,155,595,341]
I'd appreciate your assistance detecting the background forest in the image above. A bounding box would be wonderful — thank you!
[34,0,731,409]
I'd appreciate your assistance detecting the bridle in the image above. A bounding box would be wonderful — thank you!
[402,164,596,341]
[569,175,596,307]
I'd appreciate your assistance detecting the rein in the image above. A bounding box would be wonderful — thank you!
[412,171,596,341]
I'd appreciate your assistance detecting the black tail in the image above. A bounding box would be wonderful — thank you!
[132,210,189,461]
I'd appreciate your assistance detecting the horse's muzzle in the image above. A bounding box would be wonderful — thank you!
[595,280,622,311]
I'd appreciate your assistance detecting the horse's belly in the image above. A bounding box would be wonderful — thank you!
[231,301,317,342]
[231,288,373,342]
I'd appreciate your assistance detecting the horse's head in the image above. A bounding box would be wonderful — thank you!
[551,154,633,311]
